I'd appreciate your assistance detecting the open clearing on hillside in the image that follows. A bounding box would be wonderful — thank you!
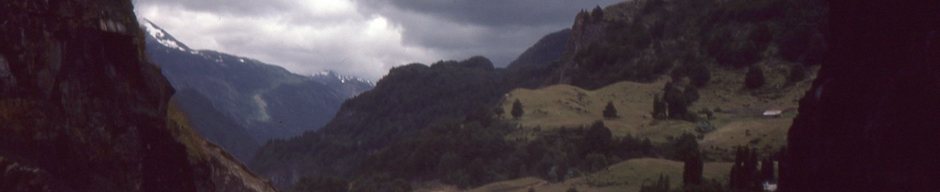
[466,158,732,192]
[501,66,816,160]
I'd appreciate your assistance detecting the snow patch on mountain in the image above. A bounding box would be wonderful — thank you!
[141,19,190,52]
[313,70,375,85]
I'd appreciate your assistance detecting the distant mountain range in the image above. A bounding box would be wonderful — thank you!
[142,20,373,162]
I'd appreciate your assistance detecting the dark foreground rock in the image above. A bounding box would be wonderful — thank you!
[783,1,940,191]
[0,1,276,191]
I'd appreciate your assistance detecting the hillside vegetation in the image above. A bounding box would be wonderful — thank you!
[250,0,826,190]
[503,65,815,160]
[468,158,732,192]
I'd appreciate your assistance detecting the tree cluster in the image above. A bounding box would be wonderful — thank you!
[640,175,672,192]
[786,64,806,84]
[512,99,524,119]
[728,147,775,191]
[672,63,712,87]
[673,133,704,186]
[654,82,701,121]
[356,119,657,189]
[744,66,765,89]
[603,101,619,119]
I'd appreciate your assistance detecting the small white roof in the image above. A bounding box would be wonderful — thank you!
[763,110,783,116]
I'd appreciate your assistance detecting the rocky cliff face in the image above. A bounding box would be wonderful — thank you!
[537,0,826,89]
[782,1,940,191]
[0,0,275,191]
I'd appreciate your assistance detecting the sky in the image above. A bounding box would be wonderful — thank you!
[133,0,622,80]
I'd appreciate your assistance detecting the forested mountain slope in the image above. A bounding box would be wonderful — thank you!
[251,0,826,191]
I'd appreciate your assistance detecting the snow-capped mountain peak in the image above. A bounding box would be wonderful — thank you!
[312,70,376,85]
[141,19,191,52]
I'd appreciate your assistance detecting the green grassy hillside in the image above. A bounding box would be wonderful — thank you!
[465,158,732,192]
[501,65,816,160]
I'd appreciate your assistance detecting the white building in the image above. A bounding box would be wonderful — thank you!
[762,110,783,117]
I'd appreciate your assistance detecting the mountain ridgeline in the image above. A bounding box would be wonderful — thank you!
[0,0,274,191]
[251,0,827,190]
[252,56,509,188]
[523,0,826,89]
[143,21,373,161]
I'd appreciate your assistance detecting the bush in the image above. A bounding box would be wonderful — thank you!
[603,101,619,118]
[744,66,765,89]
[661,82,701,121]
[584,121,613,155]
[672,63,712,87]
[652,95,668,119]
[511,99,524,119]
[640,175,671,192]
[787,64,807,83]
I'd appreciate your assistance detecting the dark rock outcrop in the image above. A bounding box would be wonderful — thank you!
[535,0,827,89]
[782,1,940,191]
[0,0,276,191]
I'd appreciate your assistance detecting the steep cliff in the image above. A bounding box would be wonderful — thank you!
[533,0,826,89]
[0,0,275,191]
[782,1,940,191]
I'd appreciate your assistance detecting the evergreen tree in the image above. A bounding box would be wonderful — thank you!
[641,174,671,192]
[603,101,619,118]
[591,6,604,21]
[684,86,700,103]
[682,63,712,87]
[787,64,807,83]
[760,158,775,183]
[584,153,609,172]
[641,137,655,156]
[511,99,524,120]
[673,133,700,160]
[744,66,765,89]
[652,95,667,119]
[584,121,613,155]
[729,147,761,191]
[663,82,688,119]
[683,150,704,186]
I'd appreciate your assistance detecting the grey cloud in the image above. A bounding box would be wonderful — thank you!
[135,0,625,80]
[359,0,622,66]
[360,0,622,27]
[133,0,294,16]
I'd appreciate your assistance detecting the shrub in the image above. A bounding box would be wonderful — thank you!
[511,99,524,119]
[787,64,807,83]
[603,101,619,118]
[744,66,765,89]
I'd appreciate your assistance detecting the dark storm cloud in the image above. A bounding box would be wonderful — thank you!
[359,0,621,66]
[133,0,293,16]
[362,0,621,27]
[134,0,624,80]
